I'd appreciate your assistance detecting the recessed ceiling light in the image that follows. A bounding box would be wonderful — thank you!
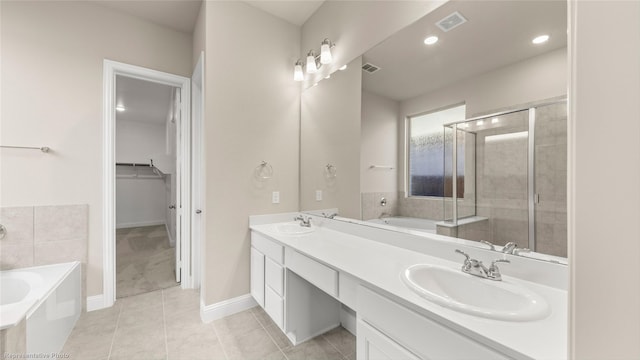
[325,74,331,79]
[116,105,125,112]
[476,120,484,126]
[423,36,439,45]
[532,35,550,44]
[339,64,347,71]
[491,118,500,124]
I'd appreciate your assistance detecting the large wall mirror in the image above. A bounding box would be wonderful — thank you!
[300,0,568,263]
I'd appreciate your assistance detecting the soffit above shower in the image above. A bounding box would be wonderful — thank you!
[116,76,175,125]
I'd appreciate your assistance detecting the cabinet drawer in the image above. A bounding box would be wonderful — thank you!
[264,286,284,329]
[252,232,284,264]
[265,257,284,296]
[285,248,338,297]
[358,286,510,360]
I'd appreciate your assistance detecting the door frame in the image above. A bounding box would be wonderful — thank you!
[191,52,204,291]
[102,59,192,308]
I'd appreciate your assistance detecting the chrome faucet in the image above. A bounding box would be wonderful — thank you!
[502,242,530,255]
[293,215,312,227]
[455,249,510,281]
[321,212,338,219]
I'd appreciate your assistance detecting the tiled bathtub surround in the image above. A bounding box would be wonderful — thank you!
[0,204,88,301]
[0,205,88,270]
[360,192,398,220]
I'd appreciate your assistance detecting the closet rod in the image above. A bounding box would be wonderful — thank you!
[115,162,151,167]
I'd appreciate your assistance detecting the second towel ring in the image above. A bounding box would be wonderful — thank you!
[324,164,337,179]
[254,161,273,180]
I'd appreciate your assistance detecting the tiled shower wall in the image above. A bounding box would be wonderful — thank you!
[0,204,88,299]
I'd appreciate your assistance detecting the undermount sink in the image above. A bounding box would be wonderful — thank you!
[402,264,550,321]
[275,222,315,235]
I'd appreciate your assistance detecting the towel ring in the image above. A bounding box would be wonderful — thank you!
[324,164,337,179]
[254,161,273,180]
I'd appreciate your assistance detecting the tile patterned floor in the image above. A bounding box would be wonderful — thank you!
[62,286,356,360]
[116,225,178,298]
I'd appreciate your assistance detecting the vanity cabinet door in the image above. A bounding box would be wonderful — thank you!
[357,320,420,360]
[250,247,265,307]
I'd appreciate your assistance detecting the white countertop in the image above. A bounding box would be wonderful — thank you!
[250,221,567,360]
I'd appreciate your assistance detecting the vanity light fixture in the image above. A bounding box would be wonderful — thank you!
[306,50,318,74]
[476,120,484,126]
[423,35,439,45]
[294,60,304,81]
[491,118,500,124]
[339,64,347,71]
[320,38,333,64]
[116,105,125,112]
[293,38,337,80]
[532,34,550,44]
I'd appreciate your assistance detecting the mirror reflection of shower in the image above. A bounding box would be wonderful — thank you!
[444,99,567,258]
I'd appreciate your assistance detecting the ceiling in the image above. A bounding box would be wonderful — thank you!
[96,0,202,33]
[243,1,324,26]
[96,0,324,33]
[116,76,175,125]
[362,0,567,101]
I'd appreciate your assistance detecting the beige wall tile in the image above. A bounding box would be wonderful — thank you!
[34,204,88,243]
[0,244,34,270]
[34,239,86,265]
[0,206,34,246]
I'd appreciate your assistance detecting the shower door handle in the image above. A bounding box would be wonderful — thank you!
[534,194,540,204]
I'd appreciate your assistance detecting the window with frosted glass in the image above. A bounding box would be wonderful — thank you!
[408,104,466,197]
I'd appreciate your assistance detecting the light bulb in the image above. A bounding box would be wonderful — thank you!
[423,36,439,45]
[293,61,304,81]
[532,35,549,44]
[306,51,317,74]
[320,39,332,64]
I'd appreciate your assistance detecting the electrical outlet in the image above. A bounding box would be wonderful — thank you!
[272,191,280,204]
[315,190,322,201]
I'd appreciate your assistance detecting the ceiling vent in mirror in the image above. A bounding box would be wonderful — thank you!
[436,11,467,32]
[362,63,381,74]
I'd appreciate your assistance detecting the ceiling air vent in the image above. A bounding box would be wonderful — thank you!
[362,63,381,74]
[436,11,467,32]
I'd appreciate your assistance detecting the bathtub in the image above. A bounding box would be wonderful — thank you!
[367,216,437,234]
[1,261,81,354]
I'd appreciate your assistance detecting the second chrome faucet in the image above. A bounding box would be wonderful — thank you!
[455,249,510,281]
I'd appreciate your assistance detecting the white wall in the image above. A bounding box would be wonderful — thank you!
[116,176,166,228]
[569,1,640,358]
[116,121,166,164]
[361,91,399,193]
[0,1,192,296]
[202,1,301,305]
[398,48,567,193]
[300,57,362,219]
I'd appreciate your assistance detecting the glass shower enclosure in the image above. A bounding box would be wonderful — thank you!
[443,100,567,258]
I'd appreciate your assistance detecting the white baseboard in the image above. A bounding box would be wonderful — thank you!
[116,220,165,229]
[200,293,257,323]
[86,294,108,312]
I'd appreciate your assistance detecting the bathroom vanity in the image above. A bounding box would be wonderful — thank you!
[249,213,567,360]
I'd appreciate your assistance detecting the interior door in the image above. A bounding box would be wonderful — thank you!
[174,87,182,283]
[191,52,204,288]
